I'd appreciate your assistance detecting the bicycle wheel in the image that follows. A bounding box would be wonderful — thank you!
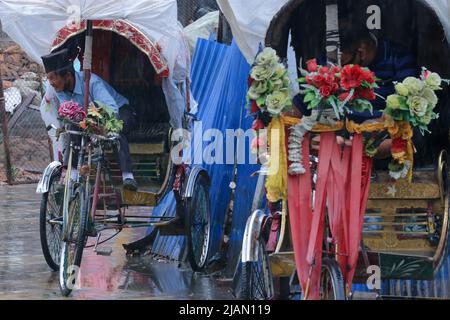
[241,237,274,300]
[59,186,89,296]
[185,174,211,271]
[39,170,63,271]
[320,258,346,300]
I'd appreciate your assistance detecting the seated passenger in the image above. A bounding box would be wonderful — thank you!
[292,28,420,158]
[41,48,139,191]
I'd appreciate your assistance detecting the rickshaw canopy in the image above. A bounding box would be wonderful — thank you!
[217,0,450,63]
[0,0,183,74]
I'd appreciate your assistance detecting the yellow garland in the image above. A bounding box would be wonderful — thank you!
[311,122,344,132]
[282,116,301,127]
[406,138,414,182]
[280,115,344,132]
[346,120,385,134]
[384,117,414,182]
[265,116,407,202]
[265,116,288,202]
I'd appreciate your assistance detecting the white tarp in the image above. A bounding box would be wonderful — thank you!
[217,0,450,63]
[216,0,289,62]
[184,10,219,55]
[0,0,183,73]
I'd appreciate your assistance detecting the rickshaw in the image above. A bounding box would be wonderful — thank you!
[239,0,450,300]
[0,1,213,296]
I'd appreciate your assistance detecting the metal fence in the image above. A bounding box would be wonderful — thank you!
[0,40,50,184]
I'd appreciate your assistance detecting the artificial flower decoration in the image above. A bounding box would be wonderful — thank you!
[58,100,86,122]
[383,67,446,180]
[59,100,123,135]
[247,47,292,117]
[246,47,293,202]
[298,60,378,121]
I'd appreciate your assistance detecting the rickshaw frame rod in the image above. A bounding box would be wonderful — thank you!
[94,214,168,219]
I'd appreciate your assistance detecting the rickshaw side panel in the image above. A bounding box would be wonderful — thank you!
[358,165,450,282]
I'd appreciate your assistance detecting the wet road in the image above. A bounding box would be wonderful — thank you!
[0,184,234,300]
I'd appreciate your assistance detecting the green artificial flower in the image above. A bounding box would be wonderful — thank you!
[248,81,268,100]
[421,87,438,108]
[271,78,284,91]
[256,47,279,67]
[266,90,290,116]
[386,94,404,110]
[395,83,409,97]
[272,63,287,80]
[403,77,425,95]
[407,95,429,118]
[425,72,442,90]
[251,65,276,81]
[421,111,433,126]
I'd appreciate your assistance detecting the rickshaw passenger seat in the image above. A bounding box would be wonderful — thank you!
[127,122,171,144]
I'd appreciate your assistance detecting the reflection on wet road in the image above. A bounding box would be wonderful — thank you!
[0,184,234,300]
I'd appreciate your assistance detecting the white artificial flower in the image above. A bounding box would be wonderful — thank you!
[256,47,279,67]
[251,65,276,81]
[266,90,290,116]
[425,72,442,90]
[422,87,438,108]
[403,77,425,95]
[247,84,262,100]
[395,83,409,97]
[407,95,429,117]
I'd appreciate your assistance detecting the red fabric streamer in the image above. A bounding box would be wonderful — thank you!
[288,132,374,299]
[345,135,373,289]
[288,133,316,298]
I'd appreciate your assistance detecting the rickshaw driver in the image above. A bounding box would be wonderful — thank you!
[291,27,419,158]
[41,48,139,191]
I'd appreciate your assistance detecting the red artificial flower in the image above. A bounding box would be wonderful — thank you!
[391,138,408,153]
[340,64,365,90]
[331,66,341,74]
[320,66,330,74]
[356,87,376,100]
[313,74,325,86]
[320,85,332,98]
[331,82,339,94]
[248,76,254,87]
[306,59,318,72]
[422,69,430,79]
[251,100,259,113]
[360,69,376,84]
[252,119,265,130]
[251,135,267,151]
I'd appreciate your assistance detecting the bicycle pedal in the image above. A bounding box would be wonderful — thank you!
[95,246,113,256]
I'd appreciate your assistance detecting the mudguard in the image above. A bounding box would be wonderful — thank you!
[241,209,269,263]
[36,161,62,194]
[183,165,210,199]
